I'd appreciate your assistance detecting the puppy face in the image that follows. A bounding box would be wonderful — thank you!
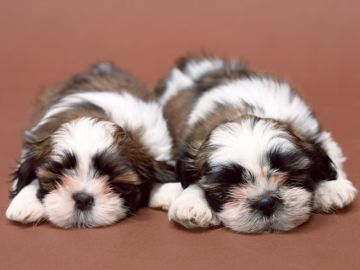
[14,117,151,228]
[180,117,337,232]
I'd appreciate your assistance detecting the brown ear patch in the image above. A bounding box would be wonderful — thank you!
[11,135,53,198]
[270,120,337,182]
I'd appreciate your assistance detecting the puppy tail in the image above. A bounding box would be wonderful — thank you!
[176,53,248,80]
[154,53,249,100]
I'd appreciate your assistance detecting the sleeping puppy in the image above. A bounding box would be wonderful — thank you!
[155,55,357,233]
[6,63,175,228]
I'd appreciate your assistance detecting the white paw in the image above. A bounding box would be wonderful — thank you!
[6,196,45,224]
[313,179,357,212]
[168,185,220,229]
[149,183,183,210]
[6,181,45,224]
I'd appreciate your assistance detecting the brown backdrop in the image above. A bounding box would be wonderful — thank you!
[0,1,359,269]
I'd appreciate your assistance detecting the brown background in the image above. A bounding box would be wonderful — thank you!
[0,0,359,269]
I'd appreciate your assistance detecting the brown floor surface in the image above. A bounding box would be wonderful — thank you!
[0,1,359,269]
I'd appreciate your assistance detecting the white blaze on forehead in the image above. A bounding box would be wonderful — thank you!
[208,121,295,173]
[52,118,116,185]
[53,117,116,165]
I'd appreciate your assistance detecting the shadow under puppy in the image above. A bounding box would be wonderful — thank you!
[155,55,357,233]
[6,63,175,228]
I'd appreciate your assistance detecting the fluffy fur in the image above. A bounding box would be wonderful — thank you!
[156,54,357,233]
[6,63,175,228]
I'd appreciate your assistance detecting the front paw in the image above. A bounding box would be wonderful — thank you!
[149,183,183,210]
[168,193,220,229]
[313,179,357,212]
[6,194,45,224]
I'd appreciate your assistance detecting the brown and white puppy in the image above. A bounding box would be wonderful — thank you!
[6,63,175,228]
[155,55,357,233]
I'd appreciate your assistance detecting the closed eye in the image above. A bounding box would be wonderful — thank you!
[284,178,314,191]
[286,179,304,187]
[268,148,310,173]
[39,176,63,191]
[207,163,254,185]
[44,176,62,184]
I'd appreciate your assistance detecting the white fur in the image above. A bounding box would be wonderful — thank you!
[6,180,45,224]
[313,179,357,212]
[44,178,126,228]
[182,58,224,80]
[159,58,357,232]
[159,69,194,106]
[40,118,128,228]
[54,117,116,159]
[159,58,224,106]
[8,118,129,228]
[34,92,173,161]
[218,186,312,232]
[168,184,220,228]
[187,77,320,138]
[209,120,298,173]
[312,131,357,211]
[52,118,116,170]
[11,89,174,228]
[148,183,183,210]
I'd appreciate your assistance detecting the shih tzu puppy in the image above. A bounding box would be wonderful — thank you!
[6,63,175,228]
[155,55,357,233]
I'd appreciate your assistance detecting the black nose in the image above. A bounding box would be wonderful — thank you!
[72,192,94,211]
[253,195,280,217]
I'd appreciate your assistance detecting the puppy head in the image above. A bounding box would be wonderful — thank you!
[178,116,337,233]
[13,117,165,228]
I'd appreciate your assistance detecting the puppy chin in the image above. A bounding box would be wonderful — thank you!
[217,187,312,233]
[43,179,127,228]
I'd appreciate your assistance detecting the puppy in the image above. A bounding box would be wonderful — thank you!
[155,55,357,233]
[6,63,175,228]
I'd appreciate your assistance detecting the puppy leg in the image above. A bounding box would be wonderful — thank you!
[313,132,357,212]
[148,183,183,210]
[6,180,46,223]
[168,184,220,228]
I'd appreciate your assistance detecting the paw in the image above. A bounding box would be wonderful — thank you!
[6,197,45,224]
[149,183,183,210]
[168,191,220,229]
[6,182,45,224]
[313,179,357,212]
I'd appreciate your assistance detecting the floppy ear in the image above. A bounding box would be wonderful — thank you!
[310,143,338,182]
[11,158,38,198]
[11,136,52,198]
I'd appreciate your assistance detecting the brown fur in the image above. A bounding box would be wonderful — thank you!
[163,89,197,152]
